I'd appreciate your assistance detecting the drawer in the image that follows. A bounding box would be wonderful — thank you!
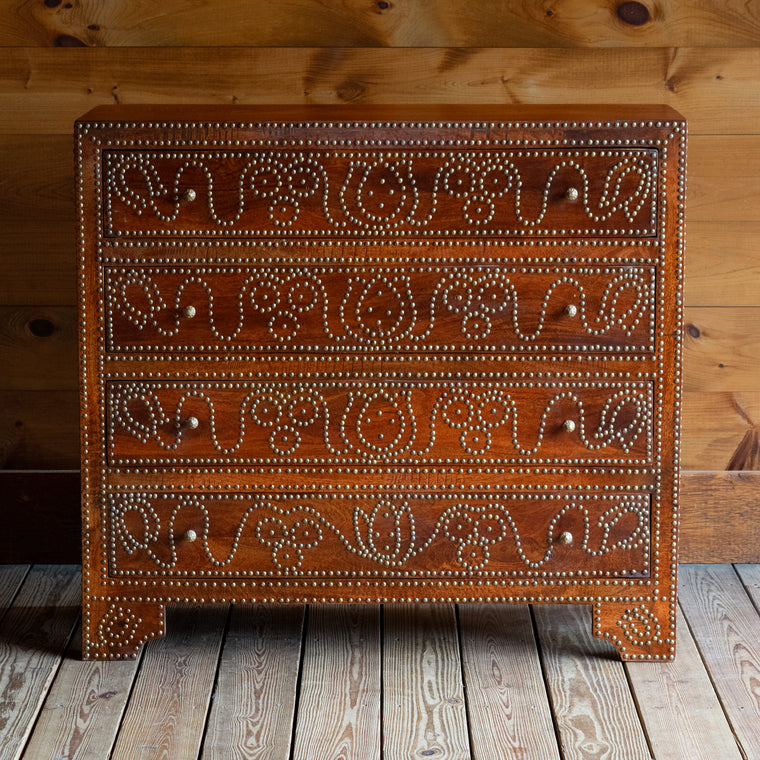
[104,264,656,355]
[108,490,650,580]
[107,377,653,468]
[103,148,658,239]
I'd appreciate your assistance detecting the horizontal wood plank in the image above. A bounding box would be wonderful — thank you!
[4,469,757,564]
[680,472,760,563]
[0,47,758,134]
[0,472,80,563]
[1,0,759,47]
[679,565,760,760]
[688,135,760,223]
[686,222,760,307]
[625,606,744,760]
[682,391,760,471]
[6,304,760,398]
[0,390,79,468]
[2,387,759,473]
[0,565,80,760]
[684,307,760,393]
[0,307,77,390]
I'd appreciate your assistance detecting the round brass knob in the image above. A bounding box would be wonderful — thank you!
[181,188,197,202]
[181,305,197,319]
[565,187,579,202]
[183,529,197,543]
[562,419,576,433]
[564,304,578,318]
[558,531,573,545]
[176,417,201,430]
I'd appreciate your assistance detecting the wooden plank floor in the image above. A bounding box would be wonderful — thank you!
[0,565,758,759]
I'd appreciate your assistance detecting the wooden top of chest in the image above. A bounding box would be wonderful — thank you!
[76,103,685,127]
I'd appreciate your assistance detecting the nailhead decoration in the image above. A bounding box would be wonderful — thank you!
[76,107,684,661]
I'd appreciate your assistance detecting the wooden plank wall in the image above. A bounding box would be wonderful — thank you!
[0,0,758,563]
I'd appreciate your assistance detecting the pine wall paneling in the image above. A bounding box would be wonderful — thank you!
[0,2,758,563]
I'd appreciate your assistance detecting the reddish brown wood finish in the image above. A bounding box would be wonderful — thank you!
[76,105,685,660]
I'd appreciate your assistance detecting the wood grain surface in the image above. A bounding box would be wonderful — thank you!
[682,391,760,471]
[0,565,28,613]
[625,606,745,760]
[678,565,760,760]
[680,472,760,563]
[20,621,141,760]
[533,604,652,760]
[0,565,80,760]
[109,605,228,760]
[292,606,381,760]
[0,47,758,134]
[1,0,758,47]
[686,222,760,307]
[0,0,756,557]
[684,308,760,393]
[383,604,469,760]
[458,604,560,760]
[201,605,305,760]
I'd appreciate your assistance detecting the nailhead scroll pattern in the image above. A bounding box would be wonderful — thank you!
[110,491,650,577]
[104,149,658,238]
[105,264,656,353]
[107,379,653,466]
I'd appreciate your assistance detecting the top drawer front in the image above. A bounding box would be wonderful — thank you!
[103,148,658,240]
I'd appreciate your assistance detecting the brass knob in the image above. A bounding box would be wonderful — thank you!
[181,305,197,319]
[564,304,578,318]
[565,187,579,202]
[177,415,200,430]
[181,188,197,202]
[562,419,576,433]
[183,529,197,543]
[558,531,573,545]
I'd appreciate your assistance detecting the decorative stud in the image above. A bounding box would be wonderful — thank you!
[564,187,579,202]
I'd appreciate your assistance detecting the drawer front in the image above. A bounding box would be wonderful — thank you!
[107,378,653,468]
[108,490,650,579]
[105,264,656,355]
[103,148,658,239]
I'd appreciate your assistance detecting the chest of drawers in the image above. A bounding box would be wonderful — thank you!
[76,105,685,660]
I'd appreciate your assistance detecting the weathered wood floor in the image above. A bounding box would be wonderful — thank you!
[0,564,758,759]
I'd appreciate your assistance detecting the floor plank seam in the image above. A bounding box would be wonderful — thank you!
[528,604,566,759]
[0,565,31,629]
[734,563,760,619]
[453,604,476,760]
[621,657,657,760]
[197,604,233,760]
[105,634,148,760]
[288,604,310,760]
[677,595,749,760]
[15,615,82,760]
[379,604,385,760]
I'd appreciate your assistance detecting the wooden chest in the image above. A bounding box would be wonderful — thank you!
[75,105,685,660]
